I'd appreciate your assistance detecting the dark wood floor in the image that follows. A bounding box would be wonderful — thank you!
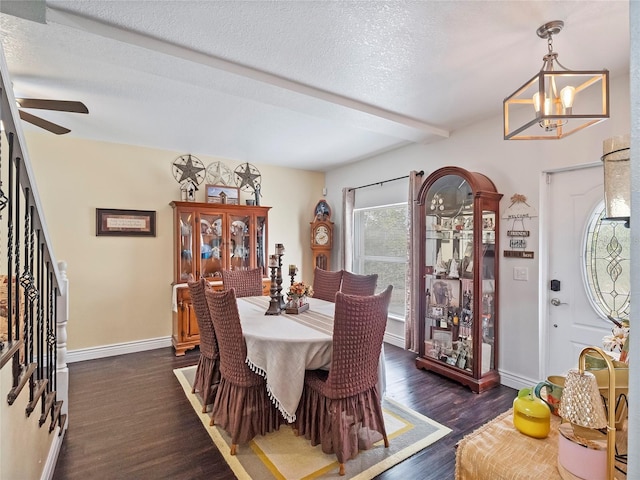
[52,344,516,480]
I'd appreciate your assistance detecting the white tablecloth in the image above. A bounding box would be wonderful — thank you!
[237,296,386,423]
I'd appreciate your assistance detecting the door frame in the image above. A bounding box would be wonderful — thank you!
[539,161,602,379]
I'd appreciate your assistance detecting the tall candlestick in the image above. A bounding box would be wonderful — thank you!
[265,264,281,315]
[276,253,286,310]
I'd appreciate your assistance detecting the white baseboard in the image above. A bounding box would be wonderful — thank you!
[384,331,405,348]
[68,334,404,362]
[65,335,535,393]
[41,426,65,480]
[66,336,172,363]
[498,368,536,392]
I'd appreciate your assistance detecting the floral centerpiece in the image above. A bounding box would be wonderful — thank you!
[602,316,630,364]
[286,281,314,309]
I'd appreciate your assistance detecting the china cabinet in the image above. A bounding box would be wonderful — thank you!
[170,201,271,355]
[415,167,503,392]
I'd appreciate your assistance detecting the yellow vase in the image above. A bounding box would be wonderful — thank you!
[513,388,551,439]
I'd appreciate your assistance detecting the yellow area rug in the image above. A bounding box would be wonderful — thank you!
[174,365,451,479]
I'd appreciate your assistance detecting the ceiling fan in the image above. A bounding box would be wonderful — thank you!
[16,98,89,135]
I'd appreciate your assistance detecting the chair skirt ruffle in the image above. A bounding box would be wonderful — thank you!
[193,355,221,407]
[212,377,283,445]
[295,375,387,463]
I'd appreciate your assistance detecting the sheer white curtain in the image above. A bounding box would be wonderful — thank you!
[405,170,424,352]
[341,187,355,271]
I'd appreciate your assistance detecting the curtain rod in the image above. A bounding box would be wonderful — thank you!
[349,170,424,192]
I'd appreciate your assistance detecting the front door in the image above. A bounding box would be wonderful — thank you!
[544,164,614,375]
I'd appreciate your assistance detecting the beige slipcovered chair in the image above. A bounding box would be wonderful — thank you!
[312,268,343,302]
[295,286,393,475]
[221,268,263,297]
[187,278,221,420]
[204,288,282,455]
[340,271,378,296]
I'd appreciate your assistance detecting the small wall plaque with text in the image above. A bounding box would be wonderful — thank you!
[507,230,530,237]
[503,250,535,259]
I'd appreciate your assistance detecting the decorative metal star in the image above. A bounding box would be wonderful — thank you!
[206,161,234,186]
[234,162,262,192]
[172,154,205,185]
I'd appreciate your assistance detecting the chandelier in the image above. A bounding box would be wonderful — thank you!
[503,20,609,140]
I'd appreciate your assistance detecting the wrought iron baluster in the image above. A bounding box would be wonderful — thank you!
[6,132,15,350]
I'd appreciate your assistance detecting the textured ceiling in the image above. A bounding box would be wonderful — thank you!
[0,0,631,171]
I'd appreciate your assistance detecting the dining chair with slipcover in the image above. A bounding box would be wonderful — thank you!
[187,277,221,421]
[312,267,343,302]
[340,271,378,296]
[221,268,263,297]
[295,286,393,476]
[204,288,282,455]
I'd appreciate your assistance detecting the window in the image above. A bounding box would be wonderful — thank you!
[583,201,630,322]
[353,203,407,318]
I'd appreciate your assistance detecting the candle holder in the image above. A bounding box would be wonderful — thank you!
[276,254,286,310]
[289,264,298,287]
[265,264,281,315]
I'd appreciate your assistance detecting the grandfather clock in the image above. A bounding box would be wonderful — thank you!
[310,200,334,270]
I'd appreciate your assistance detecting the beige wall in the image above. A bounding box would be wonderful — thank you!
[1,366,55,480]
[25,133,324,351]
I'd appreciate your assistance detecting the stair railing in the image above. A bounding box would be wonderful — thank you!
[0,45,68,435]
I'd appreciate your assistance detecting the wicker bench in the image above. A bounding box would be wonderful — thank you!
[455,409,627,480]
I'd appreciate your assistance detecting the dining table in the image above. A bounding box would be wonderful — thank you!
[236,295,387,423]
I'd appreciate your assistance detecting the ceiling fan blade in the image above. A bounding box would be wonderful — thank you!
[19,110,71,135]
[16,98,88,114]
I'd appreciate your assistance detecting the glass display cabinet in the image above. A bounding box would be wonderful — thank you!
[171,201,270,282]
[170,201,271,355]
[415,167,503,392]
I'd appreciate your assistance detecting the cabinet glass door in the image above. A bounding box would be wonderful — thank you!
[255,215,267,275]
[178,212,195,282]
[200,212,224,279]
[229,214,251,270]
[479,210,496,375]
[423,174,476,372]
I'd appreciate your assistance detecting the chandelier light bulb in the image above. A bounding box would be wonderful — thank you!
[533,92,542,113]
[560,85,576,113]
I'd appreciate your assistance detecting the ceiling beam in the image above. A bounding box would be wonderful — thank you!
[46,5,450,140]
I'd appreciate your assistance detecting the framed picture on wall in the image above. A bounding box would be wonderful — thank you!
[96,208,156,237]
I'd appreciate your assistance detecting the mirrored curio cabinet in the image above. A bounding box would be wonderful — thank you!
[415,167,502,393]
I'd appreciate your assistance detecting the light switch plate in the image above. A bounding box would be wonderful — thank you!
[513,267,528,281]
